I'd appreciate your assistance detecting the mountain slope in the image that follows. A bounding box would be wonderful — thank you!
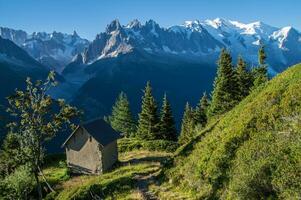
[0,36,49,93]
[69,50,216,122]
[168,63,301,199]
[0,36,50,141]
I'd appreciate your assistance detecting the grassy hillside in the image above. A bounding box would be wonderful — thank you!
[43,151,171,200]
[165,63,301,199]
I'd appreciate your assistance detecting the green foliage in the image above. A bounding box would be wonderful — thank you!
[169,64,301,199]
[194,92,209,127]
[0,133,24,177]
[252,45,269,89]
[42,154,70,186]
[209,49,239,116]
[106,92,136,137]
[118,138,178,153]
[258,45,267,66]
[0,165,35,200]
[235,56,253,100]
[136,81,160,140]
[158,94,177,141]
[178,102,196,145]
[252,65,268,89]
[5,71,80,199]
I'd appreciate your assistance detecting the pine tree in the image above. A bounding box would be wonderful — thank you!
[208,49,239,116]
[236,56,252,100]
[252,45,268,88]
[259,45,267,66]
[195,92,209,127]
[136,81,160,140]
[107,92,136,137]
[179,102,195,144]
[159,94,177,141]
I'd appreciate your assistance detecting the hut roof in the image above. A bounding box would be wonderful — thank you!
[62,118,121,147]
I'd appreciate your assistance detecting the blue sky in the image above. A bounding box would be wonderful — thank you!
[0,0,300,40]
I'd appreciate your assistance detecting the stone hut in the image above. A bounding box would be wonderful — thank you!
[62,118,120,174]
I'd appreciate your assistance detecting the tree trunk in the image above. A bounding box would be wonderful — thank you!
[38,165,55,193]
[34,171,43,200]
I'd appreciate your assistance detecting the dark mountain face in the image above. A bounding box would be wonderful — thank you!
[66,51,216,126]
[0,36,51,142]
[0,37,49,96]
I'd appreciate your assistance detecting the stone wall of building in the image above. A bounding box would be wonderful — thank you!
[65,128,102,174]
[101,140,118,172]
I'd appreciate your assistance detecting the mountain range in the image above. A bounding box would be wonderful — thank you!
[1,18,301,126]
[0,27,89,72]
[2,18,301,74]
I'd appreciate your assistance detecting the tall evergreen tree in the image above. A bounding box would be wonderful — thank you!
[179,102,195,145]
[208,49,239,116]
[258,44,267,66]
[107,92,136,137]
[195,92,210,127]
[252,45,268,88]
[236,56,252,99]
[136,81,160,140]
[159,94,177,141]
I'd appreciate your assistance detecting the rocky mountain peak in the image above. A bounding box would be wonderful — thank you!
[106,19,122,33]
[127,19,142,30]
[72,30,79,37]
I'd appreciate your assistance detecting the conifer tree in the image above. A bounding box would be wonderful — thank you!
[208,49,239,116]
[236,56,252,99]
[259,45,267,66]
[136,81,160,140]
[179,102,195,144]
[159,94,177,141]
[107,92,136,137]
[252,45,268,88]
[195,92,209,127]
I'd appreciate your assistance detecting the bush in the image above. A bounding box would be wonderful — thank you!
[118,138,178,153]
[0,165,35,200]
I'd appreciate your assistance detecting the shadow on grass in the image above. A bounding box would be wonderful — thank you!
[120,155,171,166]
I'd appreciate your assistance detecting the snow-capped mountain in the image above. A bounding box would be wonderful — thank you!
[77,18,301,73]
[199,18,301,72]
[2,19,300,74]
[81,19,223,64]
[0,27,89,72]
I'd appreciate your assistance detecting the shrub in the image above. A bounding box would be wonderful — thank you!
[118,138,178,153]
[1,165,35,200]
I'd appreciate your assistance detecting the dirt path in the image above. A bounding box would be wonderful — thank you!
[134,169,160,200]
[120,151,172,200]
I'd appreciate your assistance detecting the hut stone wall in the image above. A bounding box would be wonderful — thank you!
[101,140,118,172]
[65,128,102,174]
